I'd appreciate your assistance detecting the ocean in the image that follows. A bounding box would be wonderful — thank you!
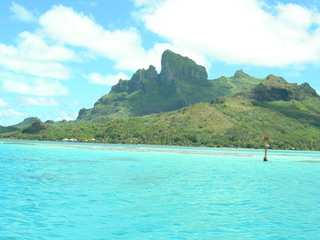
[0,140,319,239]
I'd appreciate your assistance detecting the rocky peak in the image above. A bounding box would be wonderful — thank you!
[233,69,250,79]
[159,50,208,87]
[299,82,319,98]
[111,65,159,94]
[249,75,319,101]
[12,117,41,129]
[110,79,129,93]
[112,50,209,95]
[265,74,287,85]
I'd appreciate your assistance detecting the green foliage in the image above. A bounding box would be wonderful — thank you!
[12,117,40,129]
[3,96,320,150]
[247,75,319,102]
[0,126,19,134]
[22,122,46,134]
[213,96,320,150]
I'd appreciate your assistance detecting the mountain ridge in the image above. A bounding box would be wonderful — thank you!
[2,50,320,150]
[77,50,264,122]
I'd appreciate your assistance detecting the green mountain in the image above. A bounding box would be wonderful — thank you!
[2,51,320,150]
[5,75,320,150]
[246,74,319,101]
[12,117,40,129]
[0,117,40,135]
[77,50,264,122]
[0,126,19,134]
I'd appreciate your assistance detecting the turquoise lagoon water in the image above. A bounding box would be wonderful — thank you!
[0,140,319,240]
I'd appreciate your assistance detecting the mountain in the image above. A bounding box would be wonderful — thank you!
[2,50,320,150]
[77,50,264,122]
[12,117,41,129]
[247,74,319,101]
[0,117,40,135]
[89,77,319,150]
[5,75,320,150]
[0,126,19,134]
[213,74,319,103]
[22,121,46,134]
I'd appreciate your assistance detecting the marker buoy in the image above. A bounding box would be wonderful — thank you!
[263,137,269,161]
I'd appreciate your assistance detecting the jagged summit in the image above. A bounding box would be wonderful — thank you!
[77,50,264,122]
[12,117,41,129]
[111,65,158,94]
[110,50,208,94]
[248,75,319,101]
[233,69,251,79]
[265,74,288,85]
[159,50,208,86]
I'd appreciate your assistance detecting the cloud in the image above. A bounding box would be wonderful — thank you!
[3,79,68,96]
[17,32,76,62]
[20,97,59,106]
[0,109,26,117]
[10,2,36,22]
[88,72,130,86]
[0,98,9,108]
[39,5,169,71]
[0,32,76,79]
[135,0,320,67]
[133,0,163,7]
[55,111,78,121]
[1,73,68,96]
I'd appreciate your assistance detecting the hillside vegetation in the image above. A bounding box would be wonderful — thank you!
[1,50,319,150]
[3,95,320,150]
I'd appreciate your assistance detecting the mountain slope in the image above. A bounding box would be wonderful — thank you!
[77,50,264,122]
[12,117,40,129]
[6,76,320,150]
[0,126,19,134]
[3,50,320,150]
[0,117,40,135]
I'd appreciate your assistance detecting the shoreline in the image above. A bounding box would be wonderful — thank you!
[1,138,319,153]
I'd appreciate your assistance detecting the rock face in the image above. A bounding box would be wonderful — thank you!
[22,121,46,134]
[250,75,319,101]
[233,69,251,79]
[159,50,207,87]
[110,50,207,95]
[111,65,159,94]
[77,50,263,122]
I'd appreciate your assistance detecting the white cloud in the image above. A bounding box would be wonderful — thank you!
[135,0,320,67]
[1,73,68,96]
[3,79,68,96]
[10,2,36,22]
[0,98,9,107]
[17,32,77,62]
[0,32,76,79]
[39,5,169,71]
[132,0,163,7]
[0,109,26,117]
[20,97,59,106]
[55,111,78,121]
[88,72,130,86]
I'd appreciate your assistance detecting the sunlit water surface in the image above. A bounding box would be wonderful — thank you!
[0,140,319,239]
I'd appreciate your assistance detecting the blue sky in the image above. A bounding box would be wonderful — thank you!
[0,0,320,126]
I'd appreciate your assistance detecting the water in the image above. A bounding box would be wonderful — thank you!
[0,140,319,240]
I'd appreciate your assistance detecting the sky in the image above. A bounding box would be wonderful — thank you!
[0,0,320,126]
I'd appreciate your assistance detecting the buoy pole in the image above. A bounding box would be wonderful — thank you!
[264,146,268,161]
[263,137,269,161]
